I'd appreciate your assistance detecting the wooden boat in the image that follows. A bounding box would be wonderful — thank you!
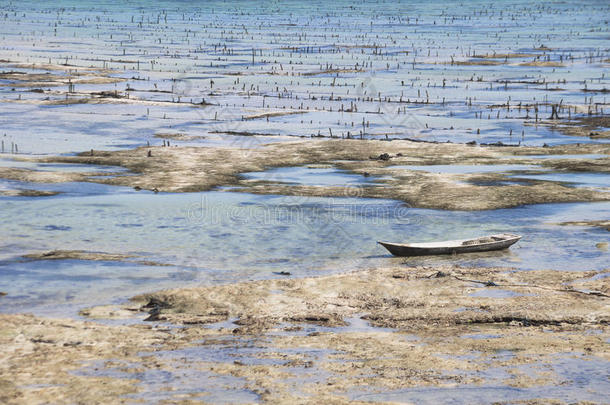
[378,233,521,257]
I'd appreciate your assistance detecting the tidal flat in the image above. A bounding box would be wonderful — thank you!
[0,0,609,403]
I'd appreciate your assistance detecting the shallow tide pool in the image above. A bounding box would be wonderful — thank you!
[510,172,610,191]
[241,166,387,186]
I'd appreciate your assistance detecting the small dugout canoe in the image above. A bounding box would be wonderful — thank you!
[378,233,521,257]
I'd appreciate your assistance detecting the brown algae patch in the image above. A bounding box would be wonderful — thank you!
[518,61,565,67]
[20,139,610,210]
[0,167,89,184]
[472,53,537,59]
[129,265,610,331]
[237,162,608,210]
[451,53,541,65]
[1,93,212,108]
[538,156,610,173]
[0,314,141,404]
[453,59,505,66]
[242,110,306,120]
[0,70,124,88]
[301,68,364,76]
[22,250,136,262]
[557,220,610,232]
[21,250,170,267]
[0,63,213,108]
[0,188,58,197]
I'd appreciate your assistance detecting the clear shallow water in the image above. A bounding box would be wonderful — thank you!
[510,172,610,191]
[0,155,130,174]
[241,166,386,186]
[0,182,608,316]
[92,316,390,402]
[75,357,260,404]
[0,0,606,333]
[0,178,144,197]
[0,0,609,155]
[349,355,610,404]
[74,321,609,404]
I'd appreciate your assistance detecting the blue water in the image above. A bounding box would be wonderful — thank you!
[0,0,607,314]
[0,182,608,316]
[510,172,610,190]
[241,166,387,186]
[0,0,609,154]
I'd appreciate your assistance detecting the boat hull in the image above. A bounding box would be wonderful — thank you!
[378,234,521,257]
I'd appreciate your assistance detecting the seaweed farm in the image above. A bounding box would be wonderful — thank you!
[0,0,609,403]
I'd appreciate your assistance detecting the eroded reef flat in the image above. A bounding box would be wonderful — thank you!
[1,264,608,403]
[4,138,607,210]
